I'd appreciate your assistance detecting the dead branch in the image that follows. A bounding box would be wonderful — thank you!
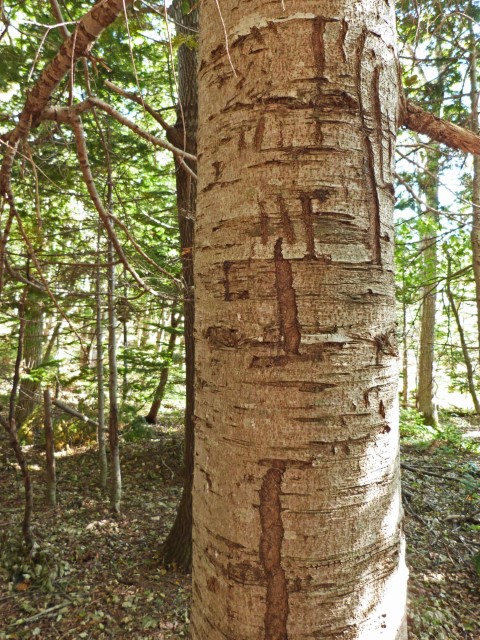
[41,98,197,177]
[403,99,480,155]
[52,399,98,428]
[104,79,179,140]
[0,0,134,195]
[71,115,172,297]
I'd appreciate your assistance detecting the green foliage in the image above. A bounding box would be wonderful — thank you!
[400,408,479,453]
[122,415,155,442]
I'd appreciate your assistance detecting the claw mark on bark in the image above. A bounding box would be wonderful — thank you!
[274,239,301,354]
[238,128,246,151]
[299,194,315,258]
[277,195,295,243]
[223,260,232,301]
[259,200,269,244]
[259,461,289,640]
[254,116,266,151]
[372,66,384,182]
[356,30,382,265]
[340,19,348,63]
[365,136,382,264]
[312,17,326,79]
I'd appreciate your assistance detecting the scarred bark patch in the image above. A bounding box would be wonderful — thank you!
[274,238,301,354]
[259,462,289,640]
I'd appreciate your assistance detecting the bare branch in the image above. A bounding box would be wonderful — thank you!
[71,115,173,297]
[104,79,176,136]
[0,0,134,195]
[41,98,197,177]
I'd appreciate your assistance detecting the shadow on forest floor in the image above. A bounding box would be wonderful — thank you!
[0,412,479,639]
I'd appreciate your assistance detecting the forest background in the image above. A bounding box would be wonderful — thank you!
[0,0,479,639]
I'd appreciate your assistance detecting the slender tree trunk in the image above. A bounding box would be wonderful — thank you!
[3,290,34,549]
[416,157,439,426]
[145,309,180,424]
[96,226,108,490]
[446,260,480,414]
[469,19,480,362]
[160,0,197,570]
[191,2,407,638]
[107,236,121,514]
[15,288,44,441]
[402,299,409,408]
[43,387,56,507]
[121,277,128,403]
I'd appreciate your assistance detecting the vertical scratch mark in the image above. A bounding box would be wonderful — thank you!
[312,17,326,79]
[223,260,232,301]
[340,19,348,63]
[254,116,266,151]
[274,239,301,354]
[259,461,289,640]
[238,128,246,151]
[277,195,295,243]
[299,193,315,258]
[372,66,385,182]
[365,137,382,265]
[259,200,269,244]
[355,30,382,266]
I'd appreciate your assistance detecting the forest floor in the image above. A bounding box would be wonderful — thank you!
[0,413,479,640]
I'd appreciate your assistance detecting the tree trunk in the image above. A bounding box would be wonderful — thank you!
[43,387,56,507]
[446,261,480,414]
[96,226,108,490]
[145,309,180,424]
[107,236,121,515]
[416,157,439,426]
[191,2,407,639]
[469,19,480,363]
[2,290,34,549]
[401,299,409,408]
[159,0,197,571]
[15,288,44,440]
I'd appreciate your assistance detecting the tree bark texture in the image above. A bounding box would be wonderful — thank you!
[160,0,198,571]
[43,388,56,507]
[416,158,439,427]
[192,2,407,639]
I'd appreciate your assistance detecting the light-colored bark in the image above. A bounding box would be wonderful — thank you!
[43,387,56,507]
[96,226,108,490]
[192,2,407,639]
[402,300,408,408]
[416,154,439,426]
